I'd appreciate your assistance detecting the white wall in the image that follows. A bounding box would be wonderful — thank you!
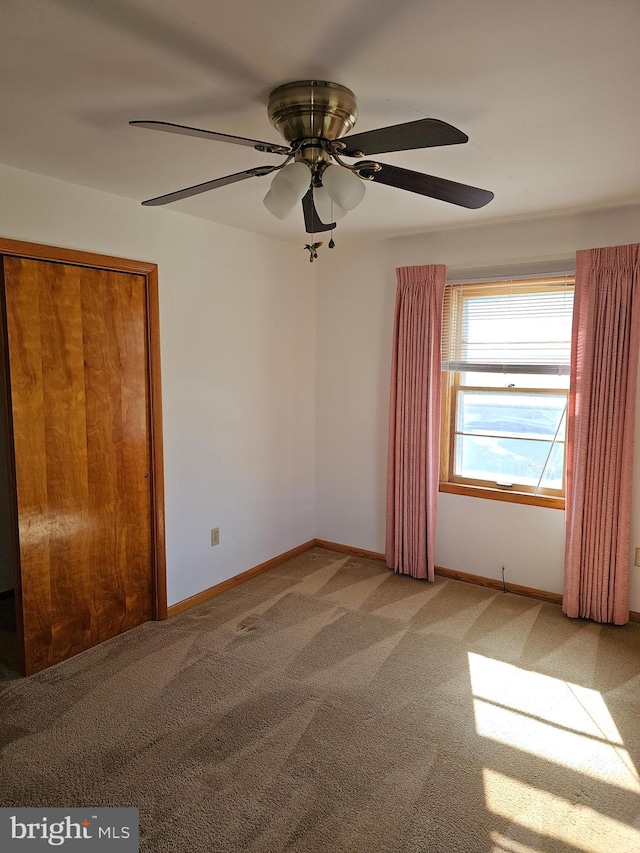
[3,159,640,614]
[0,163,316,606]
[316,203,640,609]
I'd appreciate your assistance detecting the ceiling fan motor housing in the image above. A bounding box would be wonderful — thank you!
[267,81,358,143]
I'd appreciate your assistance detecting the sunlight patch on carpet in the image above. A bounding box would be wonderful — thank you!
[483,769,640,853]
[468,653,640,793]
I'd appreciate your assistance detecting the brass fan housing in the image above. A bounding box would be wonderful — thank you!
[267,80,358,143]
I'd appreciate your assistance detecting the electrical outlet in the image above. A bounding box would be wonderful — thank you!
[635,547,640,567]
[211,528,220,547]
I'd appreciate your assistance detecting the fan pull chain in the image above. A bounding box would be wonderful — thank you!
[303,187,323,261]
[329,198,335,249]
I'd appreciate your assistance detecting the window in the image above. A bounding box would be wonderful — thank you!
[440,275,575,507]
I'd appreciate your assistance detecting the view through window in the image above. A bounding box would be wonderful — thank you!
[441,276,575,503]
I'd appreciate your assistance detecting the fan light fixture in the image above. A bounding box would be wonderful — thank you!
[263,162,311,219]
[313,186,347,223]
[132,79,495,261]
[263,158,364,224]
[320,164,366,211]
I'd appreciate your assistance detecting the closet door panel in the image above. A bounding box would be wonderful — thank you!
[3,257,153,674]
[3,259,55,670]
[80,269,152,640]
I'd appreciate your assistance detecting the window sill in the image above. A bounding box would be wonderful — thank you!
[439,482,565,510]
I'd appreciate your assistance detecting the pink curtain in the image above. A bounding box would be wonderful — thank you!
[564,244,640,624]
[385,264,446,579]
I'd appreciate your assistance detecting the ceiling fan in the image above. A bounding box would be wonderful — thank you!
[131,80,494,245]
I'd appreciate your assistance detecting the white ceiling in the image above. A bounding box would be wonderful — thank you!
[2,0,640,242]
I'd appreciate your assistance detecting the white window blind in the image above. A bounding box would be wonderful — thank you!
[441,275,575,375]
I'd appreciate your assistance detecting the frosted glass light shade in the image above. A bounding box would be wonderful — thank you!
[313,186,347,223]
[321,164,366,211]
[270,162,311,202]
[263,188,297,220]
[263,162,311,220]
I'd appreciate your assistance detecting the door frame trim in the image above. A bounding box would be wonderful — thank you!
[0,238,168,675]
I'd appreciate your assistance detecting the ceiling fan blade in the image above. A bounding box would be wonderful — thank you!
[340,119,468,157]
[302,189,335,233]
[357,161,494,209]
[141,166,278,206]
[130,120,290,156]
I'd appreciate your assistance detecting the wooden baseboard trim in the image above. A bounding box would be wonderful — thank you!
[167,536,640,626]
[433,565,563,605]
[313,539,565,606]
[313,539,386,562]
[313,540,640,624]
[435,566,640,622]
[167,540,316,617]
[313,539,562,603]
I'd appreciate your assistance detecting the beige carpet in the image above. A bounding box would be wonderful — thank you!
[1,547,640,852]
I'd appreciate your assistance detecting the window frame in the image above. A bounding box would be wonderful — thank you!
[439,275,574,510]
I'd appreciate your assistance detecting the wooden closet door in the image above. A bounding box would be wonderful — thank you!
[3,257,153,674]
